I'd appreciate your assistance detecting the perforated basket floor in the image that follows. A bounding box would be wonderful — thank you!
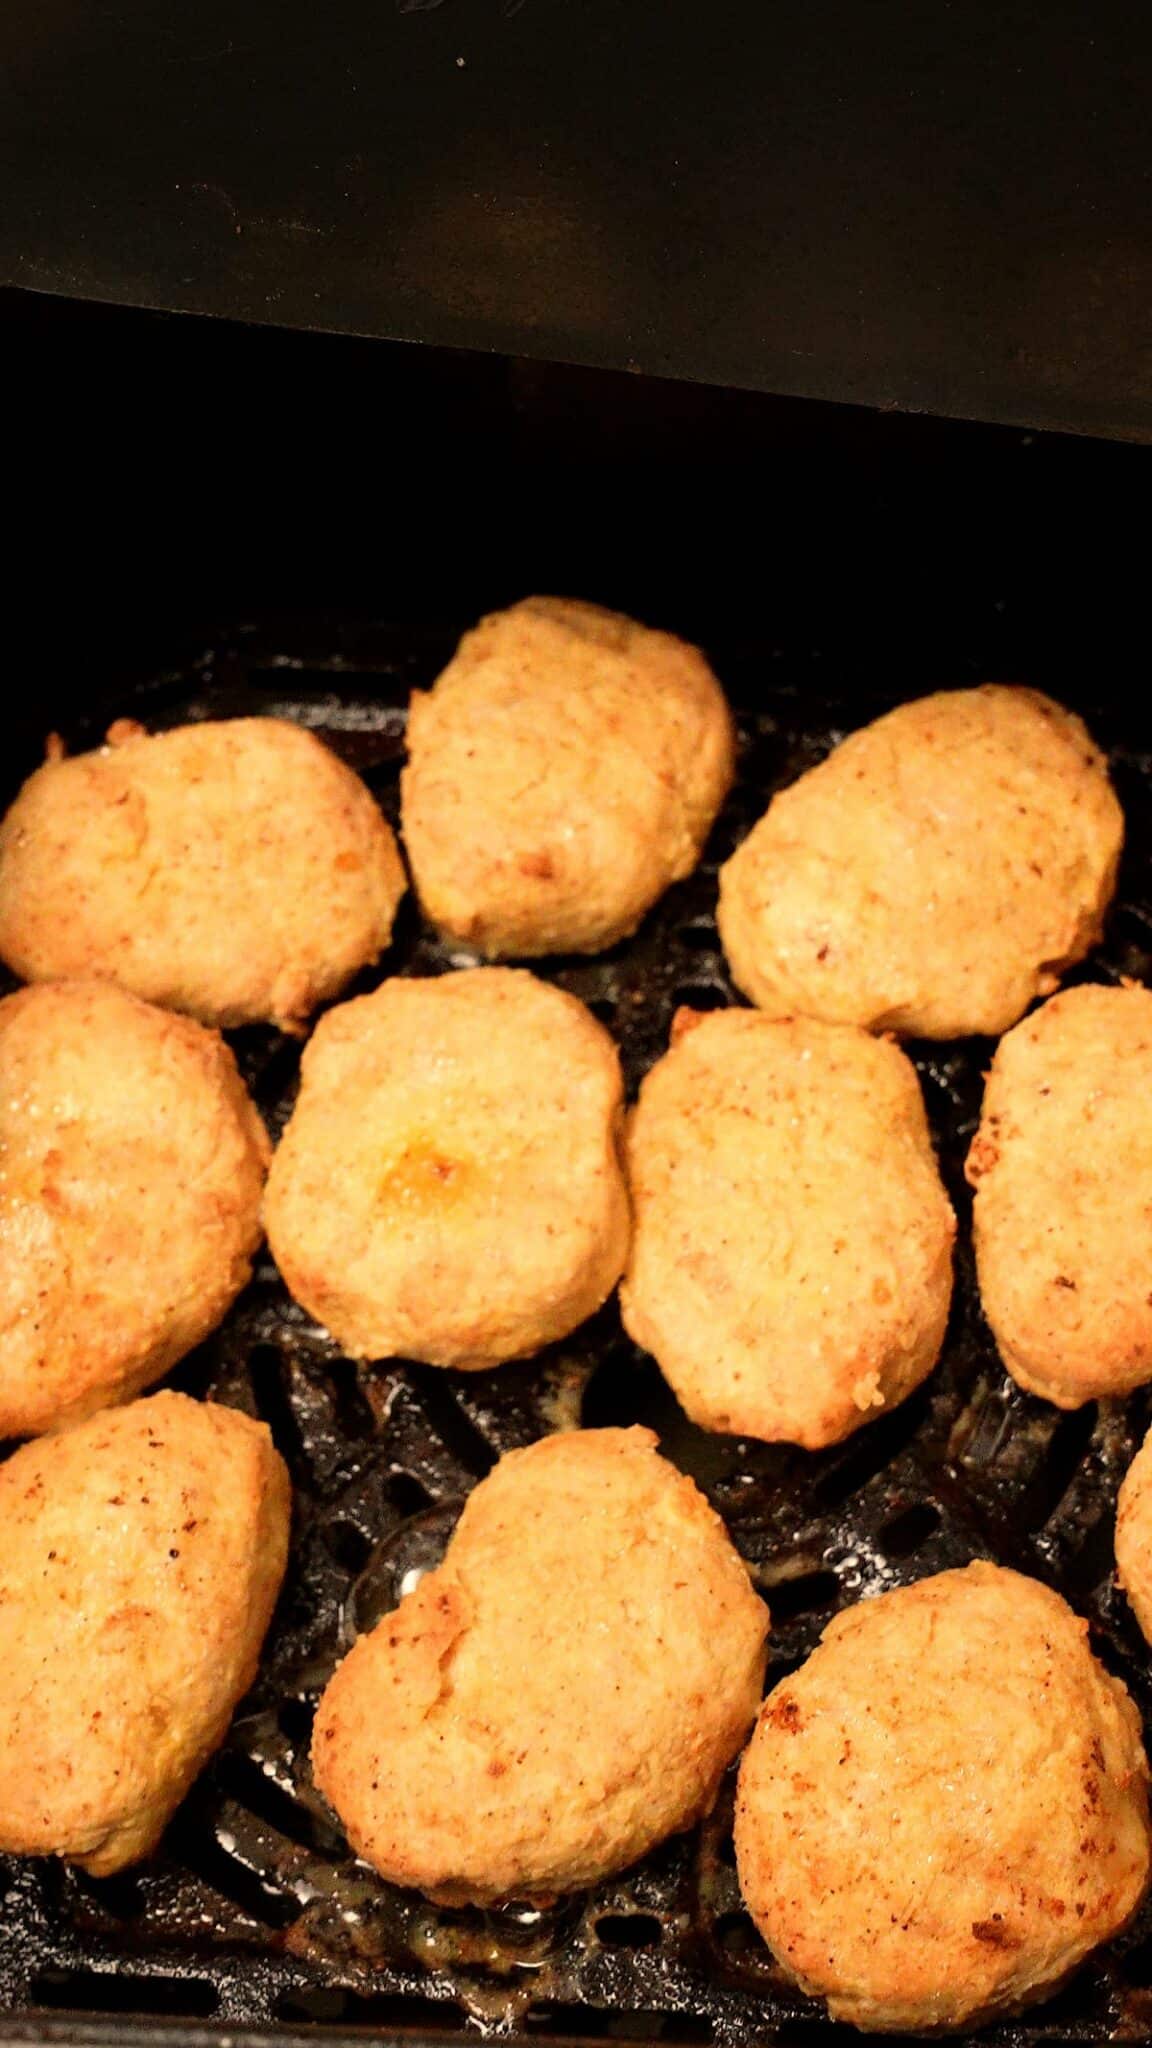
[4,624,1152,2048]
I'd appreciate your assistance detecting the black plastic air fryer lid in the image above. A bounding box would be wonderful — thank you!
[1,0,1150,442]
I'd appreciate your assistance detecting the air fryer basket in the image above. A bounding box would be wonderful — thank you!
[3,618,1152,2048]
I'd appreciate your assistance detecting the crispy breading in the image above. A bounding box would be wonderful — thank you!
[1117,1427,1152,1645]
[401,598,734,956]
[718,687,1122,1040]
[0,980,269,1437]
[968,983,1152,1406]
[313,1426,768,1902]
[264,967,629,1366]
[619,1007,954,1448]
[0,1393,290,1875]
[735,1562,1150,2032]
[0,717,406,1030]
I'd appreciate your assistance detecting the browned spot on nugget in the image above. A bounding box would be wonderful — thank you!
[517,851,556,880]
[265,967,629,1369]
[972,1920,1024,1949]
[769,1695,803,1732]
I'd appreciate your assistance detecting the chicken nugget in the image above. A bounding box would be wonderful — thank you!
[401,598,734,956]
[619,1007,954,1449]
[967,983,1152,1407]
[735,1561,1150,2033]
[0,980,269,1438]
[0,1392,290,1874]
[1117,1427,1152,1645]
[264,966,629,1365]
[0,716,406,1030]
[313,1425,768,1902]
[718,686,1122,1040]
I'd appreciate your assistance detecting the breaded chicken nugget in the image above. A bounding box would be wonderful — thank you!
[735,1562,1150,2033]
[313,1425,768,1902]
[0,1392,290,1875]
[967,984,1152,1407]
[619,1008,954,1449]
[0,981,269,1438]
[1117,1427,1152,1645]
[718,687,1122,1040]
[0,717,406,1030]
[401,598,734,956]
[265,967,629,1365]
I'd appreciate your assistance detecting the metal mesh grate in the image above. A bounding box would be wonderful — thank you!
[4,624,1152,2048]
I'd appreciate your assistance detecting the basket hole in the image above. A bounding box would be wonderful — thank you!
[588,997,618,1027]
[387,1469,436,1519]
[406,1364,498,1478]
[247,1345,307,1474]
[671,984,729,1014]
[811,1395,926,1510]
[1121,1934,1152,1987]
[323,1517,374,1575]
[32,1972,218,2018]
[877,1501,941,1560]
[1016,1402,1098,1532]
[325,1357,379,1442]
[595,1912,664,1950]
[582,1348,681,1432]
[277,1695,317,1745]
[164,1810,302,1929]
[73,1868,145,1921]
[214,1751,345,1855]
[1062,1509,1121,1599]
[766,1569,840,1621]
[677,923,718,953]
[713,1909,763,1957]
[525,2006,712,2042]
[275,1990,472,2029]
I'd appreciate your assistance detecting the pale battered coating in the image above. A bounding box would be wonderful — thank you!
[313,1426,768,1902]
[1116,1428,1152,1645]
[967,984,1152,1408]
[735,1562,1150,2033]
[619,1008,955,1449]
[0,717,407,1030]
[401,598,735,956]
[718,686,1122,1040]
[0,981,270,1438]
[0,1392,290,1875]
[265,967,629,1366]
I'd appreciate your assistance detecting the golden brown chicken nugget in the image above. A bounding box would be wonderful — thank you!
[0,981,269,1438]
[1117,1427,1152,1646]
[967,984,1152,1407]
[718,687,1122,1040]
[0,1392,290,1874]
[0,716,406,1030]
[735,1562,1150,2033]
[401,598,734,956]
[619,1008,955,1449]
[265,967,629,1365]
[313,1425,768,1902]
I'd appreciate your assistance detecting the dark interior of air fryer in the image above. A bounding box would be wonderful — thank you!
[2,294,1149,2048]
